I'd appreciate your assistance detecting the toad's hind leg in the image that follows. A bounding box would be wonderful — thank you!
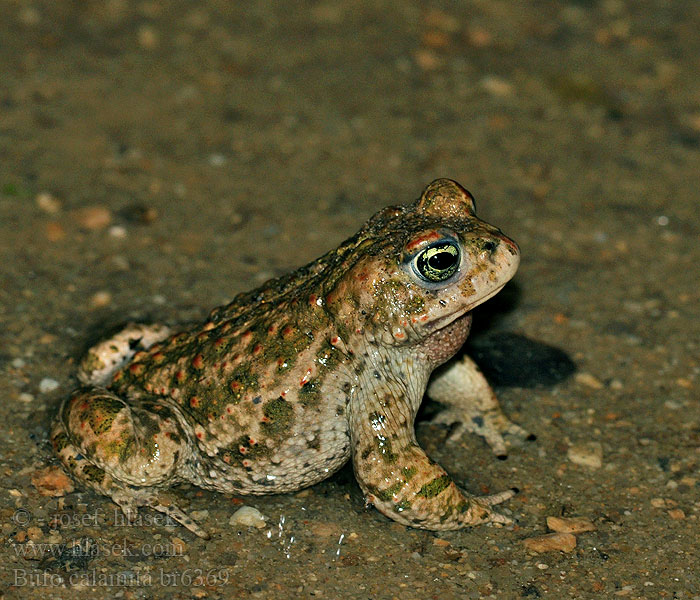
[78,323,171,386]
[427,354,534,458]
[51,386,209,538]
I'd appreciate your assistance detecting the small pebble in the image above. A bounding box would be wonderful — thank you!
[567,441,603,469]
[650,498,667,508]
[11,358,26,369]
[170,536,187,554]
[523,532,577,553]
[229,506,266,529]
[31,467,75,497]
[90,291,112,308]
[667,509,685,520]
[574,372,604,389]
[27,526,43,542]
[208,153,226,166]
[546,516,596,534]
[108,225,127,239]
[467,27,493,48]
[111,255,130,270]
[190,510,209,522]
[19,393,34,403]
[433,538,451,547]
[75,206,112,230]
[46,222,66,241]
[48,531,62,544]
[480,75,513,97]
[36,192,62,214]
[609,379,624,390]
[38,378,60,393]
[138,25,159,49]
[413,49,443,71]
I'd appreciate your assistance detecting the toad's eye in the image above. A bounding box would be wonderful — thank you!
[413,241,460,283]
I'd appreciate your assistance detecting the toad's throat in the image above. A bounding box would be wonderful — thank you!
[419,311,473,366]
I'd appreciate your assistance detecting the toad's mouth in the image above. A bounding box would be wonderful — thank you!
[426,281,508,333]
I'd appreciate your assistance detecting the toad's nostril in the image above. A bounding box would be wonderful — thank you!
[483,240,497,253]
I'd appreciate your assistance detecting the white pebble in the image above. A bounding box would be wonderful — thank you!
[208,153,226,166]
[229,506,267,529]
[38,378,60,393]
[108,225,128,239]
[36,192,61,214]
[190,510,209,522]
[11,358,26,369]
[567,442,603,469]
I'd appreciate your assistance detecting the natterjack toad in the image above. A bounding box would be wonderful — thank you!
[52,179,529,538]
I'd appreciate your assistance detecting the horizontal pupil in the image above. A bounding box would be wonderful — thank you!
[428,251,456,271]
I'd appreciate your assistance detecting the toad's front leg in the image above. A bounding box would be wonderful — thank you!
[349,376,515,530]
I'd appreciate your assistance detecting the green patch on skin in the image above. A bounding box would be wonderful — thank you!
[84,396,125,435]
[79,353,106,378]
[417,475,452,498]
[187,391,227,421]
[52,431,70,453]
[261,397,295,437]
[264,323,315,374]
[376,480,405,502]
[315,340,341,371]
[81,464,106,484]
[228,365,260,403]
[334,322,351,346]
[402,466,417,481]
[298,379,322,408]
[374,435,397,464]
[361,445,372,460]
[233,435,272,460]
[393,499,412,513]
[373,279,425,317]
[103,431,137,463]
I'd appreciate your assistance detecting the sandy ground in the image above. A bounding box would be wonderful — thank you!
[1,1,699,598]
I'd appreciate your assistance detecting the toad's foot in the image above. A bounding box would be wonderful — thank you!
[51,386,209,538]
[78,323,171,386]
[459,488,517,526]
[427,354,534,458]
